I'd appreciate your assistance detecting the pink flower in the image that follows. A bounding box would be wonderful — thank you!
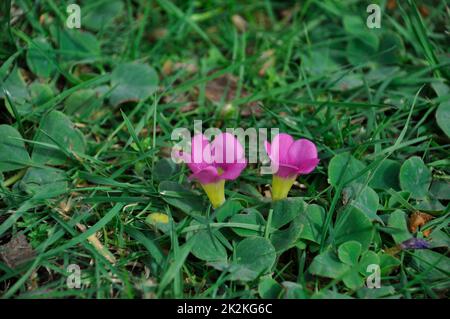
[179,132,247,208]
[265,133,319,200]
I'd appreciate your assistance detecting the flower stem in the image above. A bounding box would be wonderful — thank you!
[201,180,226,209]
[271,175,297,201]
[2,168,27,187]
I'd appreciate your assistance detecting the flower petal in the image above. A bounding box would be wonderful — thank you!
[220,160,247,180]
[211,132,245,164]
[268,133,294,165]
[275,163,299,178]
[287,139,319,174]
[187,134,213,173]
[264,140,271,157]
[189,166,220,184]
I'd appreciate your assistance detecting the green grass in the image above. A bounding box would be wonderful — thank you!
[0,0,449,299]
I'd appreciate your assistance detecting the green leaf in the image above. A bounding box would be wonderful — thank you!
[309,249,349,279]
[369,159,401,190]
[110,62,159,106]
[343,15,379,50]
[281,281,308,299]
[334,206,374,251]
[271,197,306,229]
[387,190,410,209]
[379,253,401,276]
[328,152,368,187]
[230,209,265,237]
[83,0,124,31]
[428,229,450,249]
[375,32,404,65]
[31,110,86,165]
[358,250,380,275]
[399,156,431,199]
[152,158,179,182]
[215,200,243,222]
[301,48,339,76]
[270,219,303,253]
[230,237,276,281]
[411,250,450,281]
[58,29,100,63]
[0,66,29,108]
[29,82,54,106]
[258,277,282,299]
[351,186,381,222]
[330,73,363,92]
[298,204,325,243]
[158,181,205,214]
[0,125,30,173]
[414,197,445,213]
[312,290,353,299]
[342,270,364,291]
[387,210,412,244]
[64,89,102,117]
[436,101,450,137]
[430,180,450,200]
[346,39,377,66]
[191,230,227,262]
[26,37,57,78]
[19,166,68,195]
[338,241,362,265]
[357,286,398,299]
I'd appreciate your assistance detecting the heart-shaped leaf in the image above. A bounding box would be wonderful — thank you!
[271,197,306,229]
[258,277,282,299]
[298,204,325,243]
[230,209,265,237]
[334,206,374,251]
[32,110,86,165]
[399,156,431,199]
[215,200,243,222]
[64,89,102,117]
[0,125,30,173]
[369,159,401,190]
[338,241,362,265]
[309,249,349,279]
[328,152,368,187]
[19,166,68,196]
[387,210,412,244]
[110,62,159,106]
[351,186,381,223]
[436,101,450,138]
[83,0,124,31]
[229,237,276,281]
[0,66,29,114]
[26,37,57,78]
[191,229,227,262]
[57,29,100,63]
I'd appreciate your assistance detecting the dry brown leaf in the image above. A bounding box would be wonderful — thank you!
[409,212,434,237]
[387,0,397,10]
[205,73,261,117]
[149,27,167,41]
[162,60,173,76]
[258,49,275,76]
[232,14,247,32]
[0,233,35,269]
[419,5,430,17]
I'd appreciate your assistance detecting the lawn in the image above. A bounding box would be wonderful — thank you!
[0,0,449,299]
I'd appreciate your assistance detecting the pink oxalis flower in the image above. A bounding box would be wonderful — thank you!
[265,133,319,200]
[179,132,247,208]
